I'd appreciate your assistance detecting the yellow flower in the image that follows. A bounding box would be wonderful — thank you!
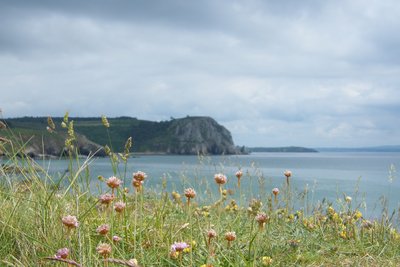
[354,210,362,220]
[262,256,273,266]
[339,231,347,239]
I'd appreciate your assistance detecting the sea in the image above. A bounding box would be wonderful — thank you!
[37,152,400,220]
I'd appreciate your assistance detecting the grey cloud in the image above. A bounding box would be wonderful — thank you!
[1,0,400,147]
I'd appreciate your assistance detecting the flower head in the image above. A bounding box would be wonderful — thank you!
[132,179,143,190]
[133,171,147,182]
[345,196,352,203]
[262,256,273,266]
[184,188,196,199]
[96,224,110,235]
[272,188,279,196]
[62,215,79,229]
[284,170,292,178]
[255,212,270,225]
[225,231,236,242]
[96,243,112,257]
[114,201,126,213]
[55,248,69,259]
[106,176,122,189]
[214,173,227,185]
[235,170,243,179]
[113,235,122,243]
[99,193,114,205]
[207,229,217,239]
[171,242,189,252]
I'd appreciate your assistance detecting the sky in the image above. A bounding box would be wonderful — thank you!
[1,0,400,147]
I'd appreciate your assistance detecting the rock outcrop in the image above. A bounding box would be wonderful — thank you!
[165,117,236,154]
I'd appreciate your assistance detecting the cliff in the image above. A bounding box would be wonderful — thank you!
[1,116,237,156]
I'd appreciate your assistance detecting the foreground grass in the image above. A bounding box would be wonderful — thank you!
[1,116,400,266]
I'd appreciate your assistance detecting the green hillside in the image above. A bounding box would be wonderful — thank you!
[1,116,236,155]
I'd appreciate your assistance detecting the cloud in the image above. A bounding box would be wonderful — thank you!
[0,0,400,147]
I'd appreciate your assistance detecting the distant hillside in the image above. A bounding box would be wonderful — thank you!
[1,116,237,156]
[248,146,318,153]
[316,145,400,152]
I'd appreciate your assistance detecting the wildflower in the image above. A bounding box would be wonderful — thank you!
[354,210,362,220]
[235,170,243,187]
[133,171,147,182]
[255,212,270,229]
[345,196,352,203]
[339,230,347,239]
[113,235,122,243]
[214,173,227,185]
[171,191,182,203]
[262,256,273,266]
[96,243,112,257]
[225,231,236,248]
[106,176,122,189]
[62,215,79,229]
[184,188,196,206]
[184,188,196,199]
[97,224,110,235]
[284,170,292,186]
[132,179,143,191]
[284,170,292,178]
[207,229,217,239]
[225,231,236,241]
[171,242,189,252]
[99,193,114,205]
[114,201,126,213]
[272,188,279,196]
[55,248,69,259]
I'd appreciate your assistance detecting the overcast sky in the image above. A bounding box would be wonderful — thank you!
[1,0,400,147]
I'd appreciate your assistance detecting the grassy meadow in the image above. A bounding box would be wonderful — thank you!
[0,116,400,267]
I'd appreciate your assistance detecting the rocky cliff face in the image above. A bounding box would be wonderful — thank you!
[165,117,236,155]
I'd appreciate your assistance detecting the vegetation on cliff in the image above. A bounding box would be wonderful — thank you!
[1,116,236,156]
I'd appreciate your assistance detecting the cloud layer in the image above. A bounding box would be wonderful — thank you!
[1,0,400,147]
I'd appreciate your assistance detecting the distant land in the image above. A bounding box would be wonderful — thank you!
[248,146,318,153]
[316,145,400,152]
[0,116,237,157]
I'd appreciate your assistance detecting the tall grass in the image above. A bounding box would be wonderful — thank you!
[0,115,400,266]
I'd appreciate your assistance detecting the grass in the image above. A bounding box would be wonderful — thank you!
[1,116,400,266]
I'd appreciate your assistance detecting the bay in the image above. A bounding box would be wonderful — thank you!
[38,152,400,219]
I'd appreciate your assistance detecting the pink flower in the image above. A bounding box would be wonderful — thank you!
[207,229,217,239]
[114,201,126,213]
[99,193,114,205]
[272,188,279,196]
[214,173,227,185]
[235,170,243,179]
[62,215,79,229]
[184,188,196,199]
[96,224,110,235]
[133,171,147,182]
[113,235,122,243]
[96,243,112,257]
[55,248,69,259]
[171,242,189,252]
[106,176,122,189]
[225,231,236,241]
[284,170,292,178]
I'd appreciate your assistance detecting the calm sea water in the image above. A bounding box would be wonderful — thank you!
[37,152,400,219]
